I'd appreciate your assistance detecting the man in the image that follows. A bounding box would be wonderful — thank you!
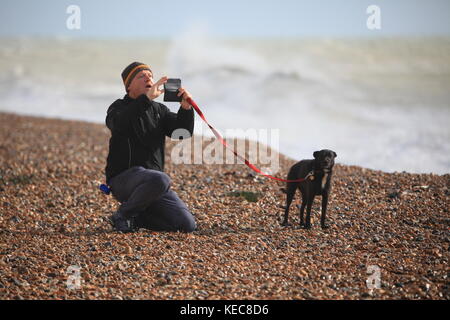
[105,62,196,233]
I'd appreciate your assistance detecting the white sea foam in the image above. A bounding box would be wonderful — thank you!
[0,35,449,174]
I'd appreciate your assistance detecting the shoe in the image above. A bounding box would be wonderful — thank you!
[110,212,136,233]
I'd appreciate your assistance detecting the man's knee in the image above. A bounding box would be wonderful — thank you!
[144,171,171,194]
[156,172,171,192]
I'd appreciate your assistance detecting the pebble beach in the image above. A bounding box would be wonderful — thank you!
[0,112,448,300]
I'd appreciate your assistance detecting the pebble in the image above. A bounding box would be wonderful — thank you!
[0,113,448,300]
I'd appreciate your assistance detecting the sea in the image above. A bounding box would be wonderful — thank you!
[1,35,449,174]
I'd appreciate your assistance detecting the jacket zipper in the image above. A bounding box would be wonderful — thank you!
[128,138,132,168]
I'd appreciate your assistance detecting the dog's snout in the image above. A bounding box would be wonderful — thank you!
[322,157,332,167]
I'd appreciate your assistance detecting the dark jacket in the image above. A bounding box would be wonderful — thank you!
[105,94,194,183]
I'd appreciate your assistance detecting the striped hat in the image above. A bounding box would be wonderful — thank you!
[121,62,151,90]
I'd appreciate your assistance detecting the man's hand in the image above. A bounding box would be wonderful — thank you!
[146,76,168,100]
[178,88,193,110]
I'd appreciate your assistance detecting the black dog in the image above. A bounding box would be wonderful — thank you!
[281,149,337,229]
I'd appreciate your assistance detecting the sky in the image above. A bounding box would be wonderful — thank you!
[1,0,450,38]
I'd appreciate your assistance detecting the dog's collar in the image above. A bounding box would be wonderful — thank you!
[309,168,332,180]
[313,166,332,173]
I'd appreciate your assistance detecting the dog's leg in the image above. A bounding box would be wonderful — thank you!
[321,193,329,229]
[281,183,297,226]
[299,191,306,227]
[304,193,315,229]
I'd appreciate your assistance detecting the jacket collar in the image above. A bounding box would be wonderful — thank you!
[123,94,133,103]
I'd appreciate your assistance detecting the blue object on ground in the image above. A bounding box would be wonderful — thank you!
[99,184,111,195]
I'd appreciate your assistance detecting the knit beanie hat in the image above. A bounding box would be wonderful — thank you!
[121,62,151,90]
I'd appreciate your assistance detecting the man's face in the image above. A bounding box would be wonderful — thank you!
[127,69,154,98]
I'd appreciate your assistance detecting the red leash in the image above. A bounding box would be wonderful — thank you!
[186,97,312,183]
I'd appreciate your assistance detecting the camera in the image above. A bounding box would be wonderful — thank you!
[163,78,182,102]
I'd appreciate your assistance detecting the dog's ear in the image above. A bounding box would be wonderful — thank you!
[333,151,337,158]
[313,151,319,159]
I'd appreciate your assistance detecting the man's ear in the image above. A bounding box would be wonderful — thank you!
[313,151,319,159]
[333,151,337,158]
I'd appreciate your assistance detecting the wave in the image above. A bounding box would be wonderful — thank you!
[0,36,449,173]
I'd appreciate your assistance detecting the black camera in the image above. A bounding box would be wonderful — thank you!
[163,78,182,102]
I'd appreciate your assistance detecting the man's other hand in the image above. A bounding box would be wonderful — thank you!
[178,88,193,110]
